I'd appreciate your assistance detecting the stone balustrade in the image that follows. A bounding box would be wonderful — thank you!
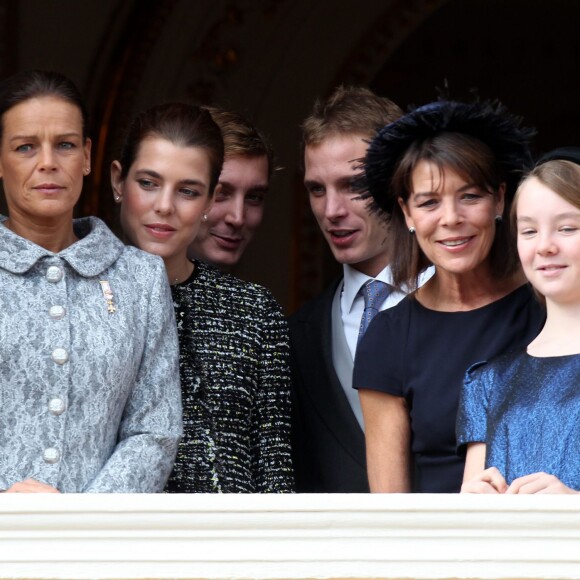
[1,494,579,579]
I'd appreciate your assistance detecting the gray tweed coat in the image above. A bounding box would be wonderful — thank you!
[0,217,182,492]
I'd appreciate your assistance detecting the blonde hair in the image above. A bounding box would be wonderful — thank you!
[512,159,580,303]
[513,159,580,224]
[301,85,402,146]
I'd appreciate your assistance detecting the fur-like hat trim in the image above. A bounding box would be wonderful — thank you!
[359,100,535,215]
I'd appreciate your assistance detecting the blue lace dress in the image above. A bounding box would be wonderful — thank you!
[457,351,580,490]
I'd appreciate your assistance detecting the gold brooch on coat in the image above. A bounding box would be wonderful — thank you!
[99,280,117,313]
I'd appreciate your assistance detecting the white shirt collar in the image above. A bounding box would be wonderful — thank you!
[342,263,395,315]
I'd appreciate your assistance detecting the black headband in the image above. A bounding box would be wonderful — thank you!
[537,146,580,167]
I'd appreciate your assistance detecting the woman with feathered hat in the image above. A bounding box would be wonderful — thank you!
[353,100,546,493]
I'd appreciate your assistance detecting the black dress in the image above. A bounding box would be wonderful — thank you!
[353,284,545,493]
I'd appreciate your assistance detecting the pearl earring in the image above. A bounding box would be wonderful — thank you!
[203,214,208,221]
[408,226,416,234]
[494,215,503,223]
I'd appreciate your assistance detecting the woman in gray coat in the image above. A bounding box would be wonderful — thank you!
[0,71,182,493]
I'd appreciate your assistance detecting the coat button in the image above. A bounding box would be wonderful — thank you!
[48,398,66,415]
[49,305,66,320]
[51,348,69,365]
[43,448,60,464]
[46,266,63,283]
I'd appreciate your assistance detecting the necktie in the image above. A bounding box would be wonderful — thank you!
[358,279,391,343]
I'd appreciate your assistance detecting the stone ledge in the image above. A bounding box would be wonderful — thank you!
[0,494,579,579]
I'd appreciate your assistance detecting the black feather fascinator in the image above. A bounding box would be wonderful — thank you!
[358,100,536,215]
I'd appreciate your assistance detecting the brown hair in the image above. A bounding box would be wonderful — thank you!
[512,159,580,303]
[513,159,580,225]
[118,103,224,194]
[0,70,89,141]
[204,106,274,179]
[301,85,402,146]
[390,132,518,289]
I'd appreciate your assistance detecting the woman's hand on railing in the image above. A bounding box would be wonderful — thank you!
[4,478,60,493]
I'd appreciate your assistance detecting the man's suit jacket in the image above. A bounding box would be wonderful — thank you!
[289,278,369,492]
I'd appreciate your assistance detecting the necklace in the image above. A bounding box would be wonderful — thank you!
[171,261,195,285]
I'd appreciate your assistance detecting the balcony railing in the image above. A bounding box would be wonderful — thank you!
[1,494,579,579]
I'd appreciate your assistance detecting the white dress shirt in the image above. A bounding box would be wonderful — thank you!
[341,264,435,361]
[341,264,405,361]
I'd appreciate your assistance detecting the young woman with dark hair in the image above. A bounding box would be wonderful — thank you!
[112,102,294,493]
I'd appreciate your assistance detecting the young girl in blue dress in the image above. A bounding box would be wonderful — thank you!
[458,148,580,494]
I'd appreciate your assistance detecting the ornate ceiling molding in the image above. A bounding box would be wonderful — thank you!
[88,0,293,224]
[293,0,452,306]
[334,0,451,88]
[186,1,291,104]
[83,0,178,221]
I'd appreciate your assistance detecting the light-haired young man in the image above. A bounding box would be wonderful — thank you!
[290,86,405,492]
